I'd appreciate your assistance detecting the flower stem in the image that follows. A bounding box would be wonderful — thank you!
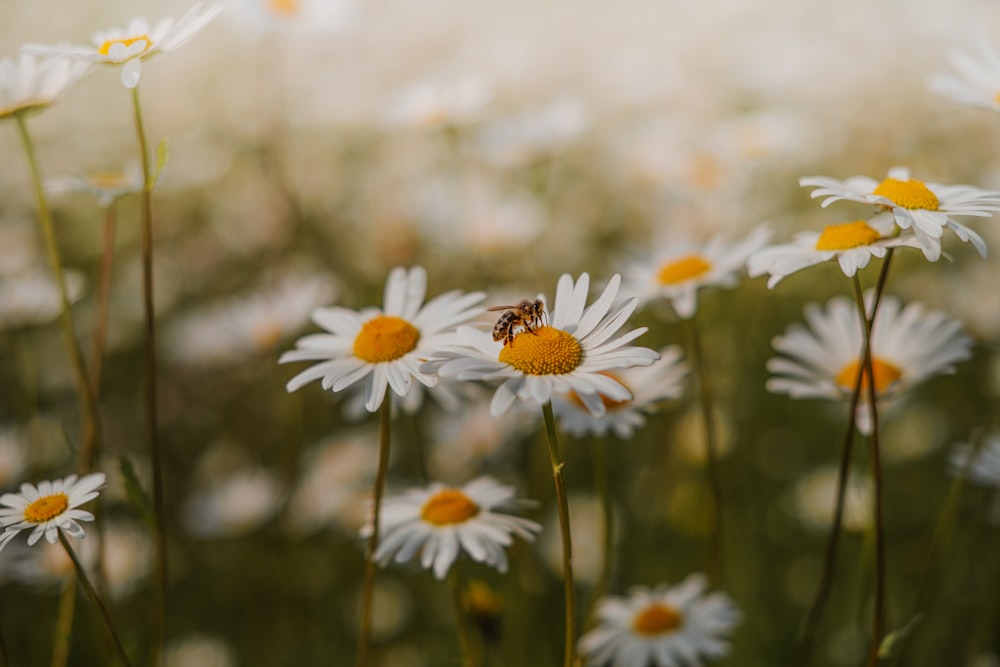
[356,392,393,667]
[851,274,886,667]
[129,84,167,667]
[13,114,100,471]
[49,582,77,667]
[793,252,894,667]
[542,401,576,667]
[449,568,479,667]
[58,533,134,667]
[687,315,725,584]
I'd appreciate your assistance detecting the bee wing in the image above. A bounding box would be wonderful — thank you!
[486,305,518,312]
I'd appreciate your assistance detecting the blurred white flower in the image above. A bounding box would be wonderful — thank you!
[626,225,771,319]
[183,468,283,538]
[474,97,590,167]
[541,494,613,584]
[0,269,86,330]
[285,433,376,534]
[47,165,144,208]
[363,476,541,580]
[800,166,1000,262]
[165,635,236,667]
[767,293,972,434]
[579,574,741,667]
[929,37,1000,113]
[24,3,223,89]
[166,271,336,366]
[0,472,105,551]
[385,76,492,130]
[0,428,28,491]
[552,345,687,439]
[792,466,872,532]
[0,53,89,120]
[951,434,1000,488]
[227,0,358,33]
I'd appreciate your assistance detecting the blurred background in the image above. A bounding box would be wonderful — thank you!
[2,0,1000,664]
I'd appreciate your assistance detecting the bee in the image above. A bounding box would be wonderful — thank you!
[487,299,546,346]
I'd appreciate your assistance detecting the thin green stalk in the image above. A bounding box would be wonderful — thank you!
[58,533,134,667]
[541,402,576,667]
[130,85,167,667]
[583,437,614,630]
[852,274,886,667]
[449,569,479,667]
[356,392,393,667]
[14,114,100,469]
[687,315,724,584]
[49,583,77,667]
[793,252,895,667]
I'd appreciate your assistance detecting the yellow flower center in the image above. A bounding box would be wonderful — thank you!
[814,220,881,251]
[98,35,152,57]
[88,172,129,189]
[268,0,299,16]
[568,372,629,412]
[24,493,69,524]
[421,489,480,526]
[632,603,683,636]
[498,326,583,375]
[656,255,712,285]
[835,357,903,394]
[872,177,939,211]
[352,315,420,363]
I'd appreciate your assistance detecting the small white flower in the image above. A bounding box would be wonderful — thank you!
[626,225,771,318]
[362,476,541,580]
[748,214,920,288]
[800,167,1000,262]
[0,269,86,331]
[791,466,872,532]
[280,266,485,413]
[24,3,222,89]
[766,293,972,434]
[929,37,1000,113]
[552,345,687,439]
[47,165,144,208]
[951,434,1000,488]
[579,574,741,667]
[385,76,492,130]
[423,273,659,417]
[0,53,89,120]
[474,97,590,167]
[183,468,284,538]
[228,0,358,33]
[0,473,105,551]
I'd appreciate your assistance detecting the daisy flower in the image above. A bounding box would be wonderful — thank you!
[23,3,223,89]
[362,476,541,580]
[280,266,486,413]
[385,76,493,130]
[0,473,105,552]
[747,214,921,288]
[229,0,358,33]
[625,225,771,318]
[0,269,86,331]
[800,166,1000,262]
[579,574,740,667]
[766,293,972,434]
[422,273,659,417]
[552,345,687,439]
[929,37,1000,113]
[0,53,89,121]
[47,165,144,208]
[950,434,1000,488]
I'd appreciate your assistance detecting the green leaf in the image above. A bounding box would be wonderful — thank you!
[118,455,154,527]
[878,614,922,658]
[153,138,169,185]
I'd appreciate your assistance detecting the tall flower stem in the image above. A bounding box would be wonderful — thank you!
[356,392,393,667]
[449,568,479,667]
[687,315,724,583]
[851,274,886,667]
[541,401,575,667]
[793,252,895,667]
[129,85,167,667]
[58,533,134,667]
[14,114,100,469]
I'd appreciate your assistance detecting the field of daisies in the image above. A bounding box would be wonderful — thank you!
[4,0,1000,666]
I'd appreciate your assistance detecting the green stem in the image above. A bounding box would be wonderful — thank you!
[356,392,393,667]
[542,402,575,667]
[851,274,886,667]
[450,568,479,667]
[687,315,724,584]
[793,252,894,667]
[49,583,77,667]
[130,85,168,667]
[14,114,100,471]
[58,533,134,667]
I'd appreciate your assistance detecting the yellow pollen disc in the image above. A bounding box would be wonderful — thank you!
[353,315,420,363]
[835,357,903,394]
[88,172,128,189]
[268,0,299,16]
[421,489,480,526]
[98,35,152,57]
[24,493,69,524]
[872,177,939,211]
[656,255,712,285]
[632,603,683,636]
[569,372,629,412]
[814,220,881,251]
[498,326,583,376]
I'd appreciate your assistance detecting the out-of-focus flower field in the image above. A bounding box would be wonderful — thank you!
[2,0,1000,665]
